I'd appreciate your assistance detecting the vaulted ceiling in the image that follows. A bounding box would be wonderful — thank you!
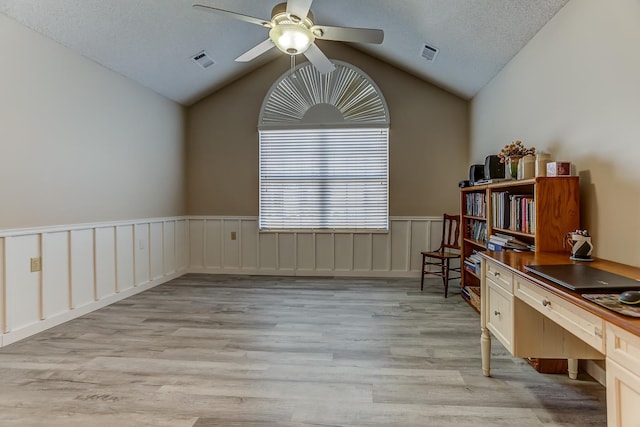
[0,0,569,106]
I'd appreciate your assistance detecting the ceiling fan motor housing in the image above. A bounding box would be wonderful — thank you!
[269,2,316,55]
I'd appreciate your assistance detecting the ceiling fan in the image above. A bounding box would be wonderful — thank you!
[192,0,384,74]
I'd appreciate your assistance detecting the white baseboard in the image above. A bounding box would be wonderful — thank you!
[187,266,422,278]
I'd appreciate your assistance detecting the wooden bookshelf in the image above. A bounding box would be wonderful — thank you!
[460,177,580,312]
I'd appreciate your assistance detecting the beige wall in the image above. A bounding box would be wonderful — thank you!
[187,42,469,217]
[0,14,186,229]
[471,0,640,266]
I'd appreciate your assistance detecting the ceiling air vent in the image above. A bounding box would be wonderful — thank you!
[421,43,439,62]
[191,50,214,69]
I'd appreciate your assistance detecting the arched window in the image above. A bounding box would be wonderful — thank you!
[259,60,390,230]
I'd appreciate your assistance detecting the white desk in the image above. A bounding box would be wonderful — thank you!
[479,251,640,427]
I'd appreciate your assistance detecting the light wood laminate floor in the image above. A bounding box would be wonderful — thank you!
[0,274,606,426]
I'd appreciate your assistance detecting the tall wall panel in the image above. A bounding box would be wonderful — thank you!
[175,220,188,271]
[240,220,258,270]
[134,224,150,286]
[149,222,164,281]
[70,229,95,308]
[116,225,135,292]
[163,221,176,275]
[296,234,314,272]
[4,235,41,332]
[42,231,70,318]
[95,227,117,300]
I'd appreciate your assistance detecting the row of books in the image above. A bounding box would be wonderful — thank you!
[463,251,483,275]
[486,233,534,252]
[491,191,536,234]
[467,219,487,243]
[464,192,486,217]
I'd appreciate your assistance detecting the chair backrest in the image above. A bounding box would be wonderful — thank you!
[440,214,461,251]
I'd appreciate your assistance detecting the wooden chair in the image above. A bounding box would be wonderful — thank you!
[420,214,461,297]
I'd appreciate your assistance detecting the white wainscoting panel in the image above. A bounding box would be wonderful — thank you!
[258,232,277,273]
[70,229,95,309]
[353,234,372,272]
[204,220,222,268]
[134,224,150,286]
[335,234,353,272]
[95,227,117,300]
[278,233,295,274]
[42,231,70,319]
[150,222,164,281]
[315,233,333,272]
[175,220,188,272]
[296,233,314,272]
[116,225,135,292]
[4,234,41,333]
[240,220,258,271]
[371,233,390,272]
[188,216,443,277]
[223,220,240,269]
[0,218,188,347]
[163,221,176,275]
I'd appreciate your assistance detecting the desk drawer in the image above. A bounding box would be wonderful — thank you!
[485,261,513,293]
[606,322,640,369]
[487,280,514,353]
[515,276,604,353]
[605,323,640,427]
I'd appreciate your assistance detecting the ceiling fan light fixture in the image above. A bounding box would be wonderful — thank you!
[270,23,314,55]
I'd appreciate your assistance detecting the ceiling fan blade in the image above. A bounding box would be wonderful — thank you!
[312,25,384,44]
[235,38,276,62]
[303,43,335,74]
[286,0,313,20]
[192,4,271,27]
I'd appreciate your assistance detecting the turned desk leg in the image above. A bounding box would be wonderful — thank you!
[481,327,491,377]
[568,358,578,380]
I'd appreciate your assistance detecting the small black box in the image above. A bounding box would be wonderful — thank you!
[484,155,505,180]
[469,164,484,184]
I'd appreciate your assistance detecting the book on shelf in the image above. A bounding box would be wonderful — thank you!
[463,251,483,275]
[468,252,483,264]
[486,241,504,252]
[491,191,536,234]
[487,233,533,252]
[465,192,486,217]
[461,287,471,299]
[467,220,487,243]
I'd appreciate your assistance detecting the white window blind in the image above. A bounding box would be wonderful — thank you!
[259,128,389,230]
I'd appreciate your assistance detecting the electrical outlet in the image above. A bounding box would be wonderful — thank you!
[230,231,237,241]
[30,257,42,272]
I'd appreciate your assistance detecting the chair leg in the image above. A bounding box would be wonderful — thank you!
[420,253,425,291]
[443,259,450,298]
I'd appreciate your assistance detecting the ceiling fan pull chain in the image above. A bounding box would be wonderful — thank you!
[290,54,296,77]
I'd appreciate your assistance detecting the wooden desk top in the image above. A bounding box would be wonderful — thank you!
[479,251,640,337]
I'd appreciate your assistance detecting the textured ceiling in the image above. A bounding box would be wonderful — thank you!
[0,0,569,106]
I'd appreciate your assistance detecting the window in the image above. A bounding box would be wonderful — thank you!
[259,127,388,230]
[258,60,390,231]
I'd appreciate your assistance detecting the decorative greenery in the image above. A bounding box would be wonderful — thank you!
[498,140,536,163]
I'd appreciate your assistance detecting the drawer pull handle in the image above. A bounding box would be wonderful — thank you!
[494,310,500,316]
[542,299,551,307]
[493,271,500,277]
